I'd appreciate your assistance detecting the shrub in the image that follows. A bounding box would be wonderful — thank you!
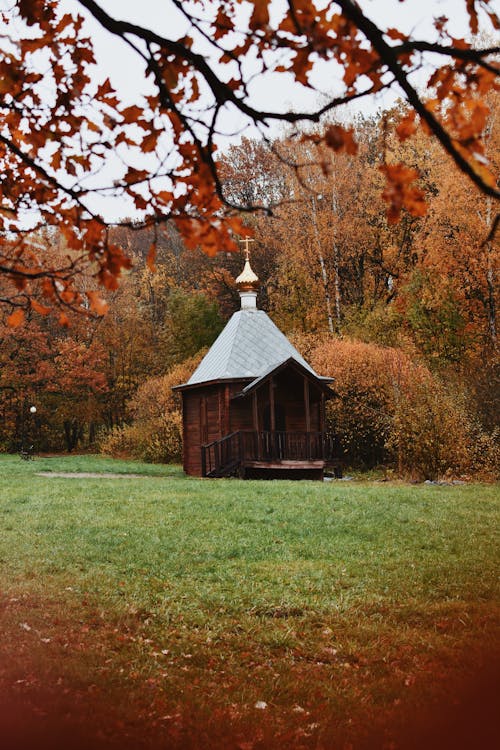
[99,352,204,464]
[142,412,183,464]
[310,338,416,468]
[388,379,471,479]
[309,336,496,479]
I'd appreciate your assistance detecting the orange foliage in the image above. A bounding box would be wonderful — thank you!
[0,0,497,322]
[309,337,497,479]
[99,352,205,463]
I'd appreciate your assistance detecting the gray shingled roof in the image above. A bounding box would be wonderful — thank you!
[186,309,319,385]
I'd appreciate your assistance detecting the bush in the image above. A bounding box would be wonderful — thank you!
[309,336,497,479]
[99,353,204,464]
[388,379,470,479]
[310,338,415,468]
[142,412,183,463]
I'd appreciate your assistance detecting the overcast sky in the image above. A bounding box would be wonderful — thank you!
[0,0,496,221]
[77,0,480,118]
[1,0,494,135]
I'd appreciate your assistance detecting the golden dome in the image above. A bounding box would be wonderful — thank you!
[235,258,259,292]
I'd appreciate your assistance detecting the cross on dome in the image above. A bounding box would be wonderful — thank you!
[239,236,255,262]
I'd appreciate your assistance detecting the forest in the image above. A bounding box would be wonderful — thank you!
[1,101,498,480]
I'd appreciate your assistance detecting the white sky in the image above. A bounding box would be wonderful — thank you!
[78,0,482,120]
[0,0,497,221]
[1,0,495,139]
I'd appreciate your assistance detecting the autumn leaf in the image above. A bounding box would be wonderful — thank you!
[59,312,70,327]
[121,104,144,121]
[396,111,417,142]
[147,242,157,273]
[96,77,116,99]
[31,299,52,316]
[291,48,313,86]
[380,163,428,223]
[249,0,270,30]
[142,131,159,153]
[87,291,109,316]
[7,308,25,327]
[386,28,406,42]
[324,125,358,155]
[465,0,479,34]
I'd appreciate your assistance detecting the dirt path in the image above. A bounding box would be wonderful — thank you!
[36,472,147,479]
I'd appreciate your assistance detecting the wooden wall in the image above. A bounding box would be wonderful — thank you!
[181,373,327,476]
[182,383,233,476]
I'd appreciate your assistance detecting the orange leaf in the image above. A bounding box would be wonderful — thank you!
[147,242,157,273]
[380,163,427,223]
[466,0,479,34]
[7,308,25,327]
[121,105,144,121]
[31,299,51,316]
[59,312,70,327]
[97,77,115,98]
[51,149,63,171]
[396,111,417,141]
[142,131,159,153]
[249,0,270,30]
[324,125,358,155]
[87,291,109,316]
[386,28,406,42]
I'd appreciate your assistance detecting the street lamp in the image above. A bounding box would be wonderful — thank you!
[20,405,37,459]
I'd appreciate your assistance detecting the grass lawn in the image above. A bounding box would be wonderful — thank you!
[0,454,498,749]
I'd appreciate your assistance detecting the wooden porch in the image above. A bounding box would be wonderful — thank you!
[201,430,341,479]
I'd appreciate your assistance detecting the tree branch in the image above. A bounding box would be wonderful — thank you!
[337,0,500,200]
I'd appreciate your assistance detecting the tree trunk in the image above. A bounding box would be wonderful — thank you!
[63,419,81,452]
[311,196,335,334]
[484,197,497,349]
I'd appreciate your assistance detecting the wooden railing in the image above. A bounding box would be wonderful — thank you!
[202,431,338,477]
[202,431,242,477]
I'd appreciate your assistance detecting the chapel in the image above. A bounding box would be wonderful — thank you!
[173,248,339,479]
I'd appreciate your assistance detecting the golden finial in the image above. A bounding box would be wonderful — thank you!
[235,237,259,298]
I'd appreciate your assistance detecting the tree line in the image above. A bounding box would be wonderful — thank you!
[0,103,498,477]
[0,1,497,321]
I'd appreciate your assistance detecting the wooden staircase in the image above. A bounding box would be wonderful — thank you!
[202,431,242,478]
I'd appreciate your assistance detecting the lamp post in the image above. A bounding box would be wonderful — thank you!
[20,404,37,459]
[29,406,37,456]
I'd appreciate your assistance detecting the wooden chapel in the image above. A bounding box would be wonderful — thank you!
[173,247,338,479]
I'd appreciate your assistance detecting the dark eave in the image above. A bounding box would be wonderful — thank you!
[172,377,253,393]
[231,357,335,400]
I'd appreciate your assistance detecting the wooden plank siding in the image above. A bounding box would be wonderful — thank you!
[183,392,203,476]
[181,370,330,476]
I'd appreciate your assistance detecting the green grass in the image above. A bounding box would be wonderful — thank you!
[0,454,498,748]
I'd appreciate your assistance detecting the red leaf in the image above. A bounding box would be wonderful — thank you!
[59,312,71,327]
[31,299,51,316]
[396,111,417,141]
[324,125,358,155]
[249,0,270,30]
[466,0,479,34]
[380,163,428,223]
